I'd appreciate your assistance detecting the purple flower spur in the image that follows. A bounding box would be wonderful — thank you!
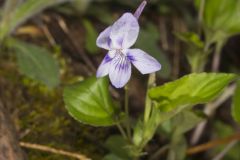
[96,1,161,88]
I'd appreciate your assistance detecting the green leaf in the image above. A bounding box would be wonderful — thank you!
[12,40,60,87]
[175,32,207,72]
[132,73,235,152]
[0,0,70,39]
[83,19,99,54]
[135,23,171,78]
[175,32,204,49]
[172,110,203,135]
[105,135,130,159]
[63,77,118,126]
[195,0,240,41]
[158,110,204,139]
[232,80,240,123]
[149,73,237,112]
[213,121,234,138]
[132,107,162,149]
[167,134,187,160]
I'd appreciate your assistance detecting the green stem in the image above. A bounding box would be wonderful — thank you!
[124,85,131,140]
[144,73,156,123]
[198,0,205,33]
[190,34,212,73]
[212,40,224,72]
[116,123,128,140]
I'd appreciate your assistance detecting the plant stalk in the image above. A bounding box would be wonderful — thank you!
[198,0,205,33]
[212,40,224,72]
[124,85,131,140]
[116,123,128,140]
[144,73,156,123]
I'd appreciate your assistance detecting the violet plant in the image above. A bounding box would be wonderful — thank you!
[96,1,161,88]
[63,1,239,159]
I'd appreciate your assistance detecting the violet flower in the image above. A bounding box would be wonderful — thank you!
[96,1,161,88]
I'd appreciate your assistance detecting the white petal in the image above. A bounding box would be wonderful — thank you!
[127,49,161,74]
[96,26,112,50]
[96,51,116,77]
[109,54,131,88]
[110,13,139,49]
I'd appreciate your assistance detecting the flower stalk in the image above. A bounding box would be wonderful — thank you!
[124,85,132,140]
[144,73,156,123]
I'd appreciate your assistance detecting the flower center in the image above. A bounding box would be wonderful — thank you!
[116,49,125,57]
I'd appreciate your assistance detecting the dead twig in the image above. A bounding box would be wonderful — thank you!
[15,25,42,37]
[187,133,240,155]
[212,140,238,160]
[41,24,57,46]
[20,142,91,160]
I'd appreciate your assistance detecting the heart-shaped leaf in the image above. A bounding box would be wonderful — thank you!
[63,77,119,126]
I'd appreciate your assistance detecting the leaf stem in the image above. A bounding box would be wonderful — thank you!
[212,40,224,72]
[198,0,205,33]
[116,123,128,140]
[144,73,156,123]
[124,85,131,140]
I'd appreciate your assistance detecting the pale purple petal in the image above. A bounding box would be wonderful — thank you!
[96,50,116,77]
[127,49,161,74]
[109,54,131,88]
[96,26,112,50]
[110,13,139,49]
[134,1,147,19]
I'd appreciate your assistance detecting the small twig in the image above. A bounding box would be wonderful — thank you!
[191,83,236,144]
[34,16,57,46]
[187,133,240,155]
[212,140,238,160]
[15,25,42,37]
[20,142,91,160]
[41,24,57,46]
